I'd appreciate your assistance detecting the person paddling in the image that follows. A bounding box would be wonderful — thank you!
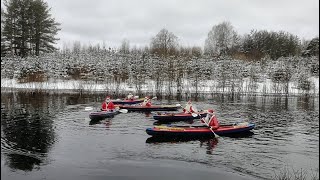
[183,100,198,114]
[201,109,220,130]
[141,96,152,107]
[101,96,116,111]
[146,97,152,107]
[126,93,134,100]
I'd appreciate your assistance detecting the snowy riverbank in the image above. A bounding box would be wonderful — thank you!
[1,77,319,96]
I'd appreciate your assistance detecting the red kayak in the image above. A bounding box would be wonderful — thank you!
[111,98,144,105]
[146,122,255,137]
[153,111,208,122]
[117,104,181,111]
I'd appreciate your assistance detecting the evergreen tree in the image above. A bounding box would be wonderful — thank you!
[302,37,319,57]
[241,30,301,60]
[2,0,60,57]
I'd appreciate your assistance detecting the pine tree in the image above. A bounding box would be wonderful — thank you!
[31,0,60,56]
[2,0,60,57]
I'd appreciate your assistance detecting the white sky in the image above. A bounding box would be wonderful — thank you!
[3,0,320,49]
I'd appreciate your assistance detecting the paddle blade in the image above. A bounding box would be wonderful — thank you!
[152,96,157,100]
[176,104,182,107]
[134,96,139,99]
[85,107,93,111]
[191,113,198,117]
[209,127,219,138]
[119,109,128,113]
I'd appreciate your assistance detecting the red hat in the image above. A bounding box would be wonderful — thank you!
[208,109,214,113]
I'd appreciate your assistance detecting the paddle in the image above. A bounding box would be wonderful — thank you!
[85,107,94,111]
[201,117,219,138]
[115,106,128,113]
[118,109,128,113]
[192,113,199,117]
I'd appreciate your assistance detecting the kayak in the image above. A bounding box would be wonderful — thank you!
[153,111,207,122]
[146,122,255,137]
[89,110,120,120]
[111,98,144,105]
[116,104,181,111]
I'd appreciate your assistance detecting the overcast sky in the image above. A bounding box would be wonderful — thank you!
[44,0,319,49]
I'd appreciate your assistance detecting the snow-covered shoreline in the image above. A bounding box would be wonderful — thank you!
[1,77,318,96]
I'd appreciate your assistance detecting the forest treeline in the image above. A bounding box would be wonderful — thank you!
[1,0,319,60]
[1,0,319,97]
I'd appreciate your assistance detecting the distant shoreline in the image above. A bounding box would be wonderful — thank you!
[1,78,318,98]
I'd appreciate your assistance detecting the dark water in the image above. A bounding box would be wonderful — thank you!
[1,92,319,180]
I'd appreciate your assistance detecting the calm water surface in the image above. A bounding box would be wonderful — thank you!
[1,92,319,180]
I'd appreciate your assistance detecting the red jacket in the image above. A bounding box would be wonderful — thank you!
[208,115,219,130]
[183,106,196,113]
[102,101,115,111]
[145,102,152,107]
[107,101,115,110]
[102,102,107,110]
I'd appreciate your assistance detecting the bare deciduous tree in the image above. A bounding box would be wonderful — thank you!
[119,39,130,54]
[204,21,238,56]
[150,28,178,57]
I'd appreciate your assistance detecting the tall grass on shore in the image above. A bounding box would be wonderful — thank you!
[273,167,319,180]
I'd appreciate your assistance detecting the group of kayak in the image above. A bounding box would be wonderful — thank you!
[88,93,255,138]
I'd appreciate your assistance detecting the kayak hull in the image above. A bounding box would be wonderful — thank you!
[117,105,180,111]
[111,99,144,105]
[89,110,120,120]
[153,112,207,122]
[146,123,255,137]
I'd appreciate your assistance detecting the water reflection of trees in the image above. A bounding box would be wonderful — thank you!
[146,137,219,153]
[0,92,66,171]
[297,95,316,111]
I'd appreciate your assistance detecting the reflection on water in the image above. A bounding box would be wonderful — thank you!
[89,118,113,127]
[200,138,219,154]
[1,92,59,171]
[146,137,219,154]
[1,92,319,180]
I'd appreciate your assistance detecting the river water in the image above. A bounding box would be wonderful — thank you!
[1,92,319,180]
